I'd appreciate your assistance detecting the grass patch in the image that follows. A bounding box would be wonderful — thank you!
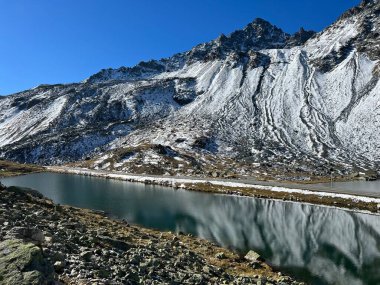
[0,159,44,178]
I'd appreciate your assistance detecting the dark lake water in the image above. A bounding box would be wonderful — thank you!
[3,173,380,285]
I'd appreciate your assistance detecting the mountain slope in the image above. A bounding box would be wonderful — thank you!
[0,0,379,179]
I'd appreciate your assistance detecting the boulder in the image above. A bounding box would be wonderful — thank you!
[244,250,261,262]
[5,227,45,245]
[79,251,93,262]
[53,261,65,273]
[0,239,54,285]
[96,235,131,251]
[6,186,44,199]
[215,252,226,259]
[212,171,219,178]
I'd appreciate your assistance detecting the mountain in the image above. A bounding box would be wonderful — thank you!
[0,0,379,180]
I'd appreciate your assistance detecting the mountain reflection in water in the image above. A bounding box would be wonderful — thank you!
[3,173,380,285]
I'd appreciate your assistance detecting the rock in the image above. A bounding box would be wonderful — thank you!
[79,251,93,262]
[96,268,111,278]
[51,251,66,262]
[96,235,131,251]
[44,236,54,244]
[0,239,54,285]
[251,262,262,269]
[351,170,378,181]
[94,248,102,255]
[257,277,266,285]
[6,227,45,245]
[6,186,44,199]
[202,265,211,273]
[212,171,219,178]
[244,250,261,262]
[349,172,360,178]
[215,252,226,259]
[54,261,65,273]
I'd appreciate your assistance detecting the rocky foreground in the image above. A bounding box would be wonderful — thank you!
[0,183,303,285]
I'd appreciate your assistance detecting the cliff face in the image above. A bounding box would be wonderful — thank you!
[0,1,379,177]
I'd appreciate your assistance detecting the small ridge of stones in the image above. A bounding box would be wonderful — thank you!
[0,185,304,284]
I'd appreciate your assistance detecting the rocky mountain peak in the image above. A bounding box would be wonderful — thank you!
[339,0,379,20]
[285,27,316,48]
[87,18,317,82]
[186,18,315,64]
[244,18,283,34]
[214,17,289,51]
[193,17,316,55]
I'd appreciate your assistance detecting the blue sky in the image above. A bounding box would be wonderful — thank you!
[0,0,360,95]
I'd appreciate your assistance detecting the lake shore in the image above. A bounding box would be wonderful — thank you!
[0,159,44,178]
[2,160,379,214]
[48,166,380,214]
[0,184,303,285]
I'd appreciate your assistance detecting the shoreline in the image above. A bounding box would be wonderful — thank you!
[0,159,45,178]
[0,184,302,284]
[47,166,380,214]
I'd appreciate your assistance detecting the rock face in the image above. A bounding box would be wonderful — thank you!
[0,0,379,177]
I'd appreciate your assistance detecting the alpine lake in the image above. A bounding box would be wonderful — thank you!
[3,172,380,285]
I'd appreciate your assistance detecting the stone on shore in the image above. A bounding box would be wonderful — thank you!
[245,250,261,262]
[5,227,45,245]
[0,239,54,285]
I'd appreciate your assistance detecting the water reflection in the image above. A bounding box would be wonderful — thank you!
[3,173,380,285]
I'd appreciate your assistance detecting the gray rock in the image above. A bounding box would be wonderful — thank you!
[79,251,93,262]
[6,186,44,199]
[245,250,261,262]
[6,227,45,245]
[212,171,219,178]
[54,261,65,273]
[215,252,226,259]
[0,239,54,285]
[96,235,131,251]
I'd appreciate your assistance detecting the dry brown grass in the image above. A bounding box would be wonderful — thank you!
[0,159,44,178]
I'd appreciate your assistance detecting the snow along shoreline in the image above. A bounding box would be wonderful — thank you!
[47,166,380,205]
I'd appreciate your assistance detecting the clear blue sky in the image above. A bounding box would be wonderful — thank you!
[0,0,360,95]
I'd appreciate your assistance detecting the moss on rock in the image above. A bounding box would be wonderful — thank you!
[0,239,54,285]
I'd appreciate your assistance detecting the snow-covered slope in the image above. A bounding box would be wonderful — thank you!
[0,0,379,178]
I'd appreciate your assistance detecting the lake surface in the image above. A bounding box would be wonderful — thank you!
[3,173,380,285]
[238,177,380,198]
[313,180,380,197]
